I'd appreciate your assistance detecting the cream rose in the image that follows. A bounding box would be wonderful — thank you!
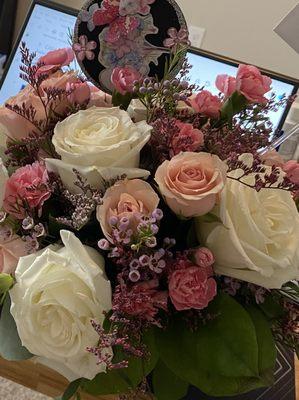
[197,171,299,289]
[47,107,151,191]
[10,230,112,381]
[155,152,227,218]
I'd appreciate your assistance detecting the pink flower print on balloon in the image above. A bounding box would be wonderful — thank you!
[93,0,140,44]
[119,0,156,16]
[164,27,190,50]
[73,35,97,61]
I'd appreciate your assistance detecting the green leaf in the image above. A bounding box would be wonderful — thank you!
[0,295,33,361]
[0,274,14,294]
[155,294,271,397]
[82,328,159,396]
[197,212,224,225]
[152,360,189,400]
[246,306,277,381]
[112,91,134,110]
[259,295,284,320]
[59,379,82,400]
[221,91,248,127]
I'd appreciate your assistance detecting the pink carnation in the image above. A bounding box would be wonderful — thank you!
[3,162,51,219]
[236,64,272,104]
[171,121,204,155]
[189,90,222,118]
[37,48,74,76]
[215,74,237,98]
[169,265,217,311]
[113,279,168,322]
[283,160,299,185]
[111,66,141,95]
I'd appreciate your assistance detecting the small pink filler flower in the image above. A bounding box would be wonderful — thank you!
[3,162,51,219]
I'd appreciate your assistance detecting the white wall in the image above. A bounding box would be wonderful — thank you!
[15,0,299,79]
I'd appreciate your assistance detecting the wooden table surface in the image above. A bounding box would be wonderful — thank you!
[0,357,298,399]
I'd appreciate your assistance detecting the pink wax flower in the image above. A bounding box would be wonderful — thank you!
[37,48,74,76]
[111,66,142,95]
[189,90,222,118]
[215,74,237,98]
[283,160,299,185]
[169,265,217,311]
[171,121,204,155]
[3,162,51,219]
[66,81,91,105]
[113,279,168,322]
[236,64,272,104]
[0,226,28,274]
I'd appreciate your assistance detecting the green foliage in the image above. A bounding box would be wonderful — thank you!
[0,274,14,294]
[155,294,276,397]
[112,91,134,110]
[259,294,285,321]
[221,91,248,128]
[0,295,33,361]
[56,379,82,400]
[82,328,159,396]
[152,360,189,400]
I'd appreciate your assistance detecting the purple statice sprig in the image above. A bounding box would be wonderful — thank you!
[52,170,103,230]
[87,319,144,370]
[227,154,298,193]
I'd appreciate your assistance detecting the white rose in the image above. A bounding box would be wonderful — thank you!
[197,172,299,289]
[10,230,112,381]
[47,106,151,191]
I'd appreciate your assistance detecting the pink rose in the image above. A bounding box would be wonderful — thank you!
[97,179,159,241]
[171,121,204,155]
[37,48,74,76]
[114,279,168,321]
[155,152,227,218]
[189,90,222,118]
[169,266,217,311]
[87,86,113,108]
[66,81,91,105]
[111,66,141,95]
[236,64,272,104]
[0,71,79,141]
[3,162,51,219]
[283,160,299,184]
[260,150,285,167]
[0,227,28,274]
[215,74,237,98]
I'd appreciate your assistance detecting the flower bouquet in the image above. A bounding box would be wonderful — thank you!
[0,2,298,399]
